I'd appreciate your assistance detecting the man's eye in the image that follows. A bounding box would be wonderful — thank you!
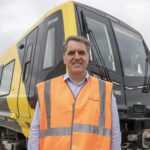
[78,51,86,55]
[66,50,87,56]
[67,51,75,56]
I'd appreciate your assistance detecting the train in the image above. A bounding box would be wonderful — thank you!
[0,1,150,149]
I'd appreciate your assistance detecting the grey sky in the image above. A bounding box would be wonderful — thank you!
[0,0,150,55]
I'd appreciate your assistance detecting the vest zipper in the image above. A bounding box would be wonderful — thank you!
[70,99,76,150]
[66,79,89,150]
[65,84,76,150]
[69,86,85,150]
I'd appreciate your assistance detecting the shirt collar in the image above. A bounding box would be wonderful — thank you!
[63,71,89,83]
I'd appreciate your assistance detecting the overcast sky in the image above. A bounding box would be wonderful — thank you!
[0,0,150,56]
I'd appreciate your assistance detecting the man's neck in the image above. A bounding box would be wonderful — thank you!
[69,72,87,84]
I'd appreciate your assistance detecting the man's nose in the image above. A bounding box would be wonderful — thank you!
[74,51,80,58]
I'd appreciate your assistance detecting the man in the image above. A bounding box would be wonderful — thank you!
[28,35,121,150]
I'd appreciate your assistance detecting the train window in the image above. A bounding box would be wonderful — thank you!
[43,27,55,69]
[112,22,146,77]
[86,17,116,71]
[0,61,14,95]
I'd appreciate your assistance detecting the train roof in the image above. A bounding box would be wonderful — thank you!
[1,1,140,60]
[18,1,140,40]
[73,1,139,33]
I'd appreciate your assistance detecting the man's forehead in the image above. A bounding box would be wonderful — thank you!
[67,49,87,51]
[67,41,86,48]
[67,40,86,45]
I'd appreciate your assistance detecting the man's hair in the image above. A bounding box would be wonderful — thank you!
[62,35,91,54]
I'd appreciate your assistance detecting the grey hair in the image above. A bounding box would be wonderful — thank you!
[62,35,91,54]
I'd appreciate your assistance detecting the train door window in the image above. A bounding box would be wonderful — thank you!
[23,28,38,82]
[0,61,14,95]
[24,44,33,81]
[43,27,55,69]
[86,17,116,71]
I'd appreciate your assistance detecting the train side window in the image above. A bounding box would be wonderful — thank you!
[43,27,55,69]
[0,61,14,96]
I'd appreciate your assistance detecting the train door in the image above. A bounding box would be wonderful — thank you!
[17,28,38,118]
[75,5,125,106]
[37,10,65,83]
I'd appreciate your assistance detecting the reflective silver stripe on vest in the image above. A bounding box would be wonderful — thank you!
[44,80,51,128]
[99,80,106,134]
[40,124,111,138]
[40,127,71,138]
[73,124,111,136]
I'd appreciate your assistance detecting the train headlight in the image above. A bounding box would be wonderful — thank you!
[142,129,150,149]
[127,134,138,141]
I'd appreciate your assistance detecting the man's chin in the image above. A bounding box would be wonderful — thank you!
[71,69,86,75]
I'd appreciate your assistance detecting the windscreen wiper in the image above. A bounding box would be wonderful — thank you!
[0,65,4,85]
[142,41,150,93]
[80,11,111,81]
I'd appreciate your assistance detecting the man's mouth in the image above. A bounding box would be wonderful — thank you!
[73,62,81,66]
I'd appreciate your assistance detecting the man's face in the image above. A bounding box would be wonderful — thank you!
[63,40,89,76]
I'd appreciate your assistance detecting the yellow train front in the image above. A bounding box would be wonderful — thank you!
[0,1,150,149]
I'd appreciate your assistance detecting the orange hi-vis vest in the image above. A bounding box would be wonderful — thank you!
[36,75,113,150]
